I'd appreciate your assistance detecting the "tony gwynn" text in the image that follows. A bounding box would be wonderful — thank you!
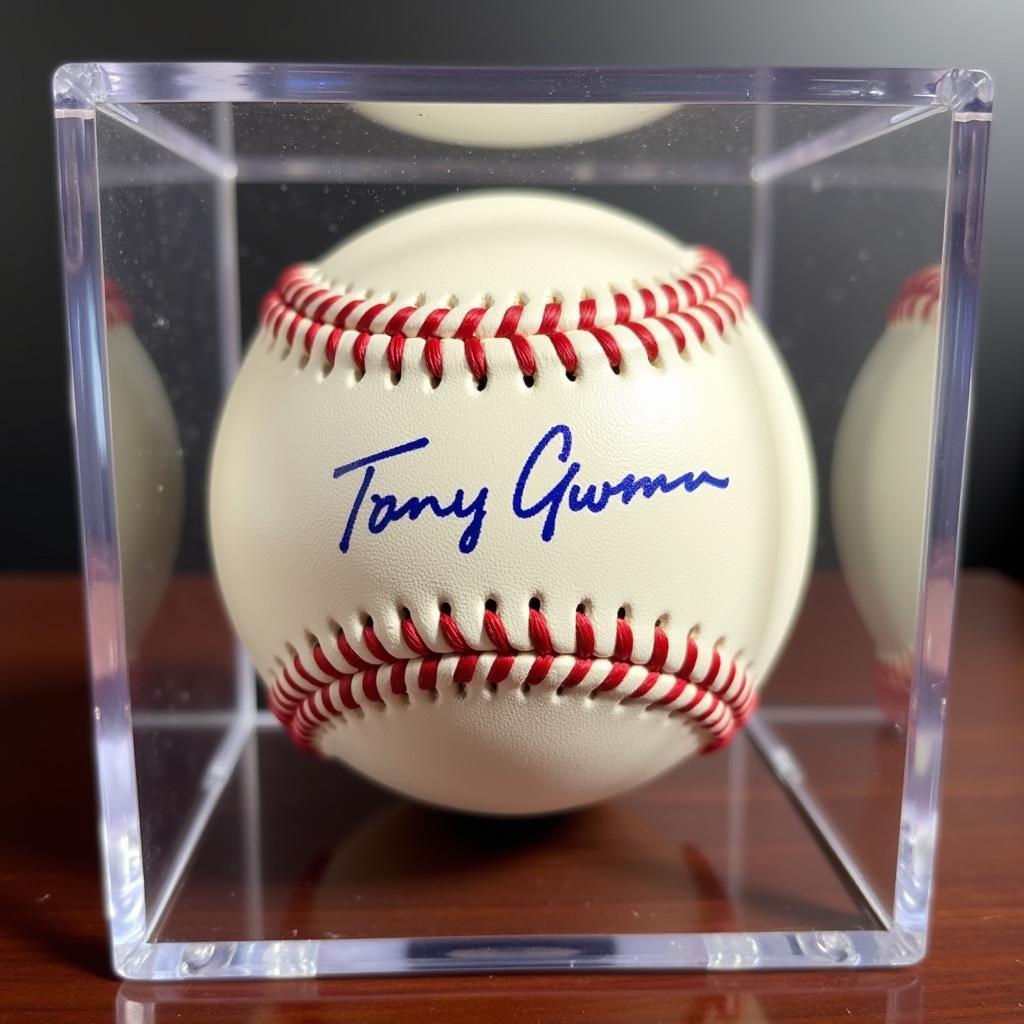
[332,423,729,556]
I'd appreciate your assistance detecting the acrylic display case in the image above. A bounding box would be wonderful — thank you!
[55,63,991,980]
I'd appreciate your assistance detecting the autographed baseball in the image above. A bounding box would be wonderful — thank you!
[832,267,941,727]
[210,190,815,815]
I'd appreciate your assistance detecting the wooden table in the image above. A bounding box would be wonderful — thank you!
[0,572,1022,1023]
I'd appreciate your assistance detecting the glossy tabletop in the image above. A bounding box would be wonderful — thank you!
[0,571,1022,1022]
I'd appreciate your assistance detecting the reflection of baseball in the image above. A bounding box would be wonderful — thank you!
[352,102,679,149]
[831,267,940,726]
[293,801,738,937]
[105,281,185,656]
[209,191,814,815]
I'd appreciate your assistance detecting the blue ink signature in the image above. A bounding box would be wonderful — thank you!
[333,438,488,555]
[333,425,728,555]
[513,424,730,543]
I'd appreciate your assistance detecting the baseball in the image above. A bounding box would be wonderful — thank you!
[209,190,814,815]
[831,266,941,727]
[352,102,679,149]
[105,280,184,657]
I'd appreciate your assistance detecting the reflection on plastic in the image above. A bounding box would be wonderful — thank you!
[115,971,924,1023]
[104,279,185,656]
[352,101,681,149]
[288,801,737,939]
[831,267,941,729]
[135,702,912,978]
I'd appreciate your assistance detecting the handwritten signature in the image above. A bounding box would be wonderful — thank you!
[333,424,729,556]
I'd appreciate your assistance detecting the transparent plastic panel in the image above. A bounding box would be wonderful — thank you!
[55,64,990,979]
[89,104,248,944]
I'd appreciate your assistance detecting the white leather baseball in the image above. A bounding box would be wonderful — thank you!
[831,267,940,725]
[105,281,185,656]
[352,102,679,148]
[209,191,815,815]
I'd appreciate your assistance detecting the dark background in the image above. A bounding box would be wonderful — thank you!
[2,0,1021,577]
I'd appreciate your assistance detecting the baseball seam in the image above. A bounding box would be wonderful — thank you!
[257,246,750,383]
[265,601,757,756]
[887,265,940,325]
[104,279,133,329]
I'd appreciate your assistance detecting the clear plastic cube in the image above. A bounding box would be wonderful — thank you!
[54,63,991,979]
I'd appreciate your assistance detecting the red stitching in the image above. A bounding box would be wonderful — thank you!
[313,642,345,680]
[613,616,633,661]
[269,603,756,757]
[497,305,524,337]
[538,303,562,334]
[385,335,405,378]
[887,265,941,325]
[362,622,395,663]
[390,661,408,696]
[487,655,515,685]
[464,335,487,380]
[336,629,373,672]
[454,306,487,340]
[324,328,342,366]
[400,615,430,657]
[104,279,133,329]
[439,610,470,651]
[647,626,669,673]
[510,334,538,377]
[259,247,750,381]
[419,658,439,692]
[353,332,371,375]
[549,332,579,375]
[420,307,449,337]
[454,654,478,684]
[385,306,416,334]
[362,667,381,702]
[528,606,554,655]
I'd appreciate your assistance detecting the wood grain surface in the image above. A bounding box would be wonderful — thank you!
[0,572,1021,1023]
